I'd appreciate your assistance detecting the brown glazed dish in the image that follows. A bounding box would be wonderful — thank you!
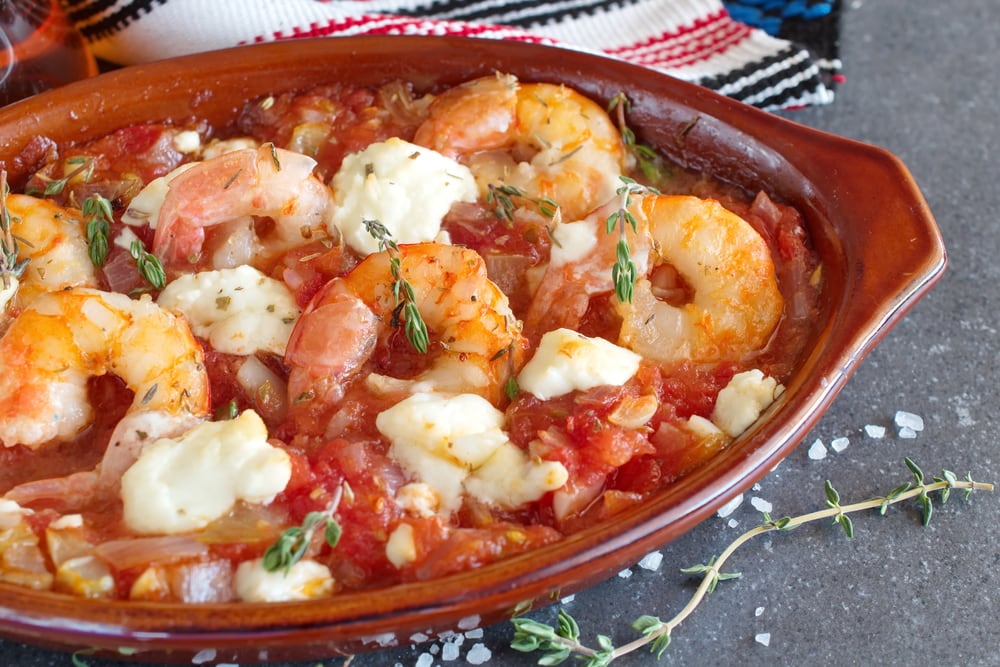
[0,36,944,663]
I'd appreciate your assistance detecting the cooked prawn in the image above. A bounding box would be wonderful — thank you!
[0,288,210,450]
[615,195,784,365]
[3,194,98,310]
[521,198,652,343]
[413,73,628,221]
[285,242,525,411]
[152,143,337,267]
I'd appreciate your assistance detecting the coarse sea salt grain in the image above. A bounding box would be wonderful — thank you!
[466,643,492,665]
[728,519,739,528]
[864,424,886,438]
[831,437,849,453]
[895,410,925,432]
[899,426,918,439]
[561,594,576,604]
[442,637,462,661]
[618,568,633,579]
[754,606,765,617]
[807,439,827,460]
[717,494,744,518]
[638,551,664,571]
[415,653,434,667]
[755,632,771,647]
[750,497,773,513]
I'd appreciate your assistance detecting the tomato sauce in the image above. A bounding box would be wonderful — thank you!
[0,77,822,602]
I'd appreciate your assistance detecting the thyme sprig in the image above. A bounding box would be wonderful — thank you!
[128,238,167,290]
[33,156,95,197]
[511,458,993,666]
[0,171,29,291]
[607,92,669,183]
[263,487,343,576]
[487,184,560,223]
[81,193,114,267]
[363,218,430,353]
[605,177,657,303]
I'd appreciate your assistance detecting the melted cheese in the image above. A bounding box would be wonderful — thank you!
[234,557,333,602]
[711,369,783,437]
[157,265,300,356]
[120,410,291,534]
[330,137,478,256]
[377,393,567,515]
[517,328,642,400]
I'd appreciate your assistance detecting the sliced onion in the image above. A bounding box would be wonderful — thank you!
[237,355,288,423]
[94,535,208,570]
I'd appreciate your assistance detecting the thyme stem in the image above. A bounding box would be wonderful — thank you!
[511,460,993,665]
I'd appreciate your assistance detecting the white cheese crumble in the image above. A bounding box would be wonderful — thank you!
[711,369,783,438]
[120,410,291,534]
[549,220,598,267]
[329,137,478,256]
[376,393,567,516]
[517,328,642,400]
[157,265,300,356]
[385,523,417,568]
[172,130,202,154]
[120,162,196,229]
[234,557,333,602]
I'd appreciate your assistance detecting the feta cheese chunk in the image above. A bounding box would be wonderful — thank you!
[121,410,291,534]
[121,162,196,229]
[157,265,300,356]
[377,393,567,514]
[549,220,598,267]
[234,557,333,602]
[517,328,642,400]
[385,523,418,568]
[711,369,783,438]
[330,138,478,256]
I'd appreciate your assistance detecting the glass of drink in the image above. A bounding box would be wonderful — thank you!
[1,0,97,105]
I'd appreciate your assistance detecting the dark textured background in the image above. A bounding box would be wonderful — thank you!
[4,0,998,664]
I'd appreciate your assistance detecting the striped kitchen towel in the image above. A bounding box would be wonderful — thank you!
[61,0,842,110]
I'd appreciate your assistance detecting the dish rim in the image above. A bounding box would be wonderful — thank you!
[0,35,946,661]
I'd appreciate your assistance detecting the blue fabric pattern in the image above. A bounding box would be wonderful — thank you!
[722,0,833,36]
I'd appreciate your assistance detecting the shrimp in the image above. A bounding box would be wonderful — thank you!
[3,194,98,310]
[615,195,784,365]
[413,73,628,221]
[285,242,525,412]
[0,287,210,450]
[152,143,337,267]
[521,198,652,343]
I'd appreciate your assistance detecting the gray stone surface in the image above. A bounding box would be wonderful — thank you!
[3,0,998,665]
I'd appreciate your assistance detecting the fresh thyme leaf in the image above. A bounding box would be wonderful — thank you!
[129,238,167,289]
[0,171,29,290]
[607,92,670,183]
[82,194,114,267]
[263,509,342,575]
[486,183,560,222]
[510,459,993,664]
[606,177,655,303]
[362,218,430,353]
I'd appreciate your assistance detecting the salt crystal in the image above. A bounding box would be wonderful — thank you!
[415,653,434,667]
[466,643,492,665]
[458,615,480,631]
[752,483,762,492]
[895,410,925,432]
[442,638,462,661]
[638,551,664,571]
[464,628,484,639]
[410,633,430,643]
[864,424,886,438]
[618,568,633,579]
[754,606,765,617]
[728,519,739,528]
[750,497,773,513]
[560,594,576,604]
[430,644,440,655]
[191,649,217,665]
[898,426,918,439]
[807,439,827,460]
[717,493,744,518]
[755,632,771,647]
[831,437,849,452]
